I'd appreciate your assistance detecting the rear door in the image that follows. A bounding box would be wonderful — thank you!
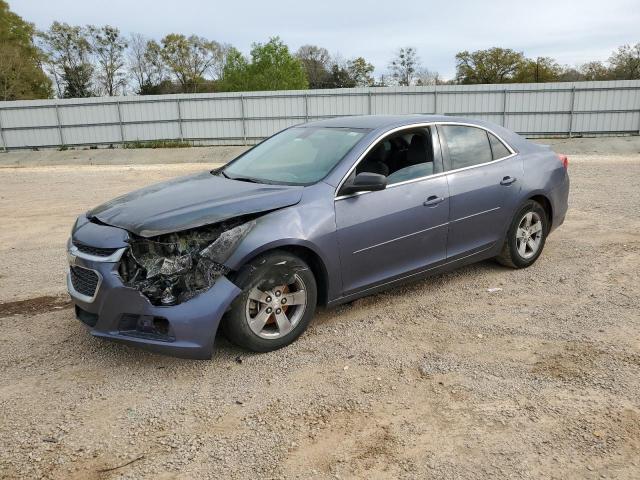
[438,124,522,259]
[334,126,449,295]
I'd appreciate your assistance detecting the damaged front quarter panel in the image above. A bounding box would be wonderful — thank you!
[119,218,255,306]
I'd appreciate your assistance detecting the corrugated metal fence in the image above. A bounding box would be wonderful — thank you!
[1,80,639,150]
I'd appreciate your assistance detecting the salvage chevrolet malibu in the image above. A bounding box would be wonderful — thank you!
[67,115,569,358]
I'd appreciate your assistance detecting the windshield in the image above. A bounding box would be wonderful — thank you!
[223,126,369,185]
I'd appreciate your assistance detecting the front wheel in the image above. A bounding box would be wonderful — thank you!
[496,200,548,268]
[222,251,317,352]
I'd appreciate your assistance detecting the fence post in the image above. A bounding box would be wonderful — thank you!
[433,85,438,114]
[568,86,576,138]
[54,103,64,147]
[240,94,247,145]
[368,90,372,115]
[502,89,508,127]
[0,109,7,152]
[116,100,125,145]
[176,99,184,142]
[304,93,309,122]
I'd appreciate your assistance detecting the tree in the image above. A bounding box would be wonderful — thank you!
[160,34,223,92]
[514,56,563,83]
[324,63,356,88]
[89,25,127,95]
[218,47,250,91]
[557,67,583,82]
[608,43,640,80]
[579,61,611,81]
[246,37,307,91]
[128,34,168,94]
[0,0,51,100]
[296,44,330,88]
[219,37,307,92]
[455,47,525,84]
[347,57,374,86]
[40,22,94,98]
[415,67,441,86]
[389,47,420,86]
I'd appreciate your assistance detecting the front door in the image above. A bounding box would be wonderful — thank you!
[334,126,449,295]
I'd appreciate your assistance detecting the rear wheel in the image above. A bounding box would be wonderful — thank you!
[223,251,317,352]
[496,200,548,268]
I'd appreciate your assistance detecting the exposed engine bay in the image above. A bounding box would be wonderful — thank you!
[118,218,255,306]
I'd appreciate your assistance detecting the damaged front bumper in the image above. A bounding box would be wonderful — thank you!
[66,225,242,359]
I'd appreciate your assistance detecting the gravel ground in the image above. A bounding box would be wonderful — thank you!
[0,143,639,479]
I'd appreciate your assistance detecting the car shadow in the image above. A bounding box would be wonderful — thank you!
[82,259,508,369]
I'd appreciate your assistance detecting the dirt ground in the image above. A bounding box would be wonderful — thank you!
[0,141,639,479]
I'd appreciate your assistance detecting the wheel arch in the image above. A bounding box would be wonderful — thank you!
[528,193,553,230]
[228,240,331,307]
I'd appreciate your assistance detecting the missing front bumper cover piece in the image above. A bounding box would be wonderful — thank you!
[119,219,255,305]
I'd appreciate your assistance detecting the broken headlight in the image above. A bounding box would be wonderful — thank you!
[118,219,255,306]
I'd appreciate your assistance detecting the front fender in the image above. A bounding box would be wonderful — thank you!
[223,184,342,301]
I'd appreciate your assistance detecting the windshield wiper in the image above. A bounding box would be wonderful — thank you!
[230,176,260,183]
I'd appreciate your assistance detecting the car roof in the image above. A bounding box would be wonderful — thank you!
[302,114,484,130]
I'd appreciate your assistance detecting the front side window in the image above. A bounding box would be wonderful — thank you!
[351,127,437,187]
[440,125,493,170]
[223,126,369,185]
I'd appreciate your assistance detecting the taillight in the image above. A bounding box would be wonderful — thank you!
[558,154,569,169]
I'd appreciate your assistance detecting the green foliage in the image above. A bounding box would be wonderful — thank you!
[347,57,375,86]
[324,64,356,88]
[579,61,611,81]
[296,45,331,88]
[123,140,191,149]
[88,25,127,96]
[514,56,563,83]
[0,0,51,100]
[608,43,640,80]
[5,1,640,101]
[40,22,94,98]
[62,63,93,98]
[219,37,307,92]
[455,47,525,84]
[160,34,223,93]
[296,45,376,89]
[218,47,250,91]
[389,47,420,86]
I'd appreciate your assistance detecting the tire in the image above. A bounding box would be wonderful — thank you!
[222,251,317,352]
[496,200,548,269]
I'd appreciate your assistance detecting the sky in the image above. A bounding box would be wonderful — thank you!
[10,0,640,79]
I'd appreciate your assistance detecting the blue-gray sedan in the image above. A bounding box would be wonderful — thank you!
[67,115,569,358]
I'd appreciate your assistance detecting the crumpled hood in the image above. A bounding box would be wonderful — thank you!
[89,171,303,237]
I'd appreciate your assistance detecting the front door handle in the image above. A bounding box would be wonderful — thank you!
[500,176,517,186]
[423,195,445,207]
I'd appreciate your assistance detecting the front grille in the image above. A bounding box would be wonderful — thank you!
[73,242,118,257]
[70,266,100,297]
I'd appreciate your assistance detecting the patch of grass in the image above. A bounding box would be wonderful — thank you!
[123,140,191,149]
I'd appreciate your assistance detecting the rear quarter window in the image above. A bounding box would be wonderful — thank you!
[488,132,512,160]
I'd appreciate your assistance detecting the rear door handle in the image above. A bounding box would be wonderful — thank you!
[423,195,445,207]
[500,176,517,186]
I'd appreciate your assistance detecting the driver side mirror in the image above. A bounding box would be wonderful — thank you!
[340,172,387,196]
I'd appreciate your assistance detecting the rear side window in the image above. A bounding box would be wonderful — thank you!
[488,132,512,160]
[440,125,492,170]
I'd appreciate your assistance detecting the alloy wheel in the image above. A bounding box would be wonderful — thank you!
[245,274,307,339]
[516,211,543,259]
